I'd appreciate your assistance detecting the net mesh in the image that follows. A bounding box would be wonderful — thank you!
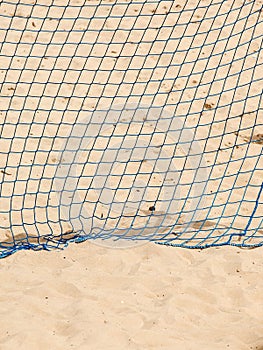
[0,0,262,257]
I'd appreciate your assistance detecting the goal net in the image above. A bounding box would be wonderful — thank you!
[0,0,262,257]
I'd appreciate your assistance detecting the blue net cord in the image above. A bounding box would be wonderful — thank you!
[0,0,262,257]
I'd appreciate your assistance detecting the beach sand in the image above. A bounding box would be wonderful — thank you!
[0,243,263,350]
[0,0,262,349]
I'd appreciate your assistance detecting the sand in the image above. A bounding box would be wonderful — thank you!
[0,0,263,349]
[0,243,263,350]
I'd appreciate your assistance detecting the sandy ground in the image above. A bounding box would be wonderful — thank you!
[0,242,263,350]
[0,0,263,349]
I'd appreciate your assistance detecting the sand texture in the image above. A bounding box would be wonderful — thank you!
[0,0,262,349]
[0,243,263,350]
